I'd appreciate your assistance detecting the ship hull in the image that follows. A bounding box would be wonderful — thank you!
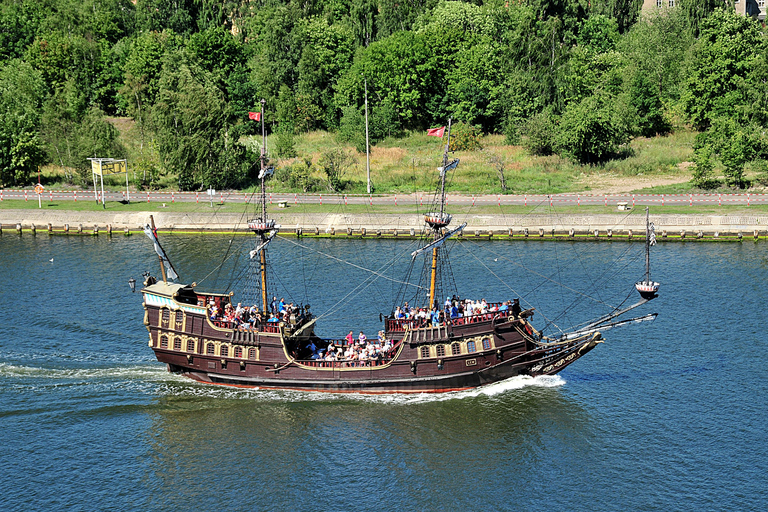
[141,282,600,394]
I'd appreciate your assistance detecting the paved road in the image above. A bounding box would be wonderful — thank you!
[2,189,766,207]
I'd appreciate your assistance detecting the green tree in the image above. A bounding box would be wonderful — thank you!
[445,38,505,132]
[683,8,765,130]
[0,60,46,187]
[151,53,253,190]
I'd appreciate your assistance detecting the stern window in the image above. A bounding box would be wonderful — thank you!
[220,345,228,357]
[206,343,215,355]
[420,346,430,359]
[173,337,182,351]
[248,348,257,360]
[234,346,242,358]
[436,345,446,357]
[160,335,168,349]
[451,342,461,355]
[467,341,476,353]
[187,339,195,352]
[482,338,492,350]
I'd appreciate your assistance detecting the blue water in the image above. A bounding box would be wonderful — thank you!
[1,233,766,511]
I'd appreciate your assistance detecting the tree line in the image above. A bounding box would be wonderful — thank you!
[1,0,766,191]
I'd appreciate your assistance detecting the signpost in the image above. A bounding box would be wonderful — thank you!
[87,158,129,208]
[207,188,215,208]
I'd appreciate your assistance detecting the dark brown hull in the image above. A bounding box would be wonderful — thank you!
[142,282,601,394]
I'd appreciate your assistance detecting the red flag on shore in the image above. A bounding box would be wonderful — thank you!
[249,112,261,121]
[427,126,445,138]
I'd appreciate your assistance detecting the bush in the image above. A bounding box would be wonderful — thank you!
[275,158,320,192]
[521,110,557,156]
[691,145,719,189]
[557,93,632,164]
[449,122,482,151]
[274,129,297,158]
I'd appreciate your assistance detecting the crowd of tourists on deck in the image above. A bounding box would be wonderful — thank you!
[208,296,306,330]
[303,330,394,366]
[391,296,522,327]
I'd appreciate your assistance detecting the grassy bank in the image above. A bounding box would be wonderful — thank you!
[30,119,711,196]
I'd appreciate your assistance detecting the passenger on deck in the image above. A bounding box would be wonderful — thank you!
[358,331,367,344]
[511,298,522,319]
[267,313,279,323]
[345,330,355,345]
[395,307,404,319]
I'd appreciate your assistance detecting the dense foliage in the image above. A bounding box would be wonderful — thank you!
[0,1,766,190]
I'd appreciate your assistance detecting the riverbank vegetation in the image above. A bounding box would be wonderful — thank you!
[1,1,767,194]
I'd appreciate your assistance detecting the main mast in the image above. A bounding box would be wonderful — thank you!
[248,99,278,314]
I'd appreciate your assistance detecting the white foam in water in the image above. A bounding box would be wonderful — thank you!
[163,374,568,404]
[0,360,565,403]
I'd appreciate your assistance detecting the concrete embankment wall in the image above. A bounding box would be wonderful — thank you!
[1,210,768,240]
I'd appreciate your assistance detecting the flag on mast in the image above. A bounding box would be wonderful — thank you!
[427,126,445,138]
[248,112,261,121]
[143,225,179,280]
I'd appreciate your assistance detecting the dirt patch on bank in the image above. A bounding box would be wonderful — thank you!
[576,173,692,195]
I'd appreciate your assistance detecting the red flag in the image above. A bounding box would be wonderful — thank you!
[427,126,445,137]
[249,112,261,121]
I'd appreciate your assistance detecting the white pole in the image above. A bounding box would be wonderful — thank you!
[365,79,371,195]
[100,174,106,208]
[125,161,130,203]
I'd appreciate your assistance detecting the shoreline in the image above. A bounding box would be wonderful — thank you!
[1,209,767,241]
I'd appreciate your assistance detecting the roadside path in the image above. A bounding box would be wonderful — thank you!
[2,189,766,207]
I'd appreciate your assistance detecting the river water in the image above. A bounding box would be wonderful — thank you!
[1,233,766,511]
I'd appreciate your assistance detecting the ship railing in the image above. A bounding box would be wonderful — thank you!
[452,310,509,326]
[297,357,394,369]
[211,319,281,333]
[385,304,514,332]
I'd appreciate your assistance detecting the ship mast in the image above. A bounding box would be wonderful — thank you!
[248,99,278,314]
[428,120,452,308]
[644,206,651,284]
[634,206,659,300]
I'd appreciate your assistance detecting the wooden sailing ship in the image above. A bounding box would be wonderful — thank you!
[139,110,659,393]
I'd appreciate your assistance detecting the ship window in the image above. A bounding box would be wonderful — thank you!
[234,346,242,358]
[467,340,476,352]
[482,338,491,350]
[174,337,182,351]
[451,342,461,355]
[162,309,170,323]
[160,335,168,348]
[206,343,215,355]
[187,339,195,352]
[220,345,229,357]
[248,348,257,360]
[420,346,430,358]
[175,310,183,323]
[436,345,446,357]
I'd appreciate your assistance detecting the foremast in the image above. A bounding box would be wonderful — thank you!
[248,99,278,314]
[419,119,464,308]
